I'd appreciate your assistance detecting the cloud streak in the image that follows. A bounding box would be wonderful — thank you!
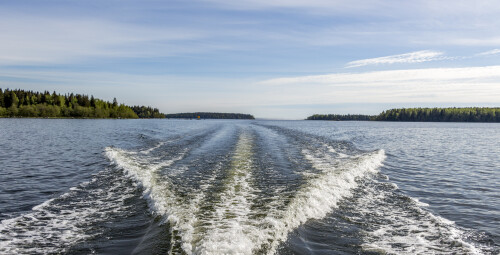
[2,66,500,119]
[257,66,500,106]
[262,65,500,86]
[477,49,500,56]
[345,50,445,68]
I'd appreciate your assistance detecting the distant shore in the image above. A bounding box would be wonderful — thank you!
[0,88,164,119]
[307,107,500,122]
[165,112,255,120]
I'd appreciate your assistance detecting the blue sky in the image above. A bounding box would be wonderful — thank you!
[1,0,500,119]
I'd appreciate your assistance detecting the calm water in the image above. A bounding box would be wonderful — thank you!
[0,119,498,254]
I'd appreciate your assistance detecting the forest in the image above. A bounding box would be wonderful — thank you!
[307,107,500,122]
[131,106,165,118]
[165,112,255,119]
[307,114,373,121]
[0,88,164,118]
[374,107,500,122]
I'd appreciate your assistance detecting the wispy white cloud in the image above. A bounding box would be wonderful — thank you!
[2,66,500,119]
[345,50,445,68]
[477,49,500,56]
[262,65,500,86]
[257,66,500,105]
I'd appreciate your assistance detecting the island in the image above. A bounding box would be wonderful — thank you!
[307,114,373,121]
[0,88,165,119]
[375,107,500,122]
[307,107,500,122]
[165,112,255,119]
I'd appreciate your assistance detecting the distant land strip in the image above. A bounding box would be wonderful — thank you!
[307,114,374,121]
[308,107,500,122]
[165,112,255,119]
[0,88,165,119]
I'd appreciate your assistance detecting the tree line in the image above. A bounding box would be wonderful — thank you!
[307,107,500,122]
[165,112,255,119]
[375,107,500,122]
[131,106,165,118]
[307,114,373,121]
[0,88,164,118]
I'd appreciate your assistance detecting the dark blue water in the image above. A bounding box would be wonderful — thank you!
[0,119,498,254]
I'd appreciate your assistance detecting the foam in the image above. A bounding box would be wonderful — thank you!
[261,148,386,254]
[410,197,430,207]
[140,141,166,154]
[0,169,137,254]
[357,179,484,255]
[193,132,269,255]
[106,143,232,254]
[190,137,386,255]
[326,144,351,158]
[177,130,385,254]
[0,129,403,255]
[0,140,189,254]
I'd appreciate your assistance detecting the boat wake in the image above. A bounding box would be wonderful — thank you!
[104,128,387,254]
[0,122,493,254]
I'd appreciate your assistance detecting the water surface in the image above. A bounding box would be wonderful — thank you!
[0,119,498,254]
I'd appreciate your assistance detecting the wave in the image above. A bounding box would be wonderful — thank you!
[194,132,261,254]
[0,168,137,254]
[357,179,486,255]
[263,148,386,254]
[104,146,199,253]
[140,141,166,154]
[106,129,388,255]
[3,122,496,254]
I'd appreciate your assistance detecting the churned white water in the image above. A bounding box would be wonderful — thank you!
[2,120,496,254]
[262,147,386,254]
[0,168,137,254]
[105,146,203,253]
[195,132,261,254]
[104,132,388,255]
[357,180,485,254]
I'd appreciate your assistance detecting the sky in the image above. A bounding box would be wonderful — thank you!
[1,0,500,119]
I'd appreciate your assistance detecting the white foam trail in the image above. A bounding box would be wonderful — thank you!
[357,180,484,255]
[18,131,386,255]
[107,131,262,255]
[264,148,386,254]
[106,147,173,212]
[194,132,262,255]
[410,197,429,207]
[106,145,232,254]
[188,137,386,255]
[0,170,136,254]
[140,141,166,154]
[326,144,351,158]
[105,147,202,253]
[182,162,224,253]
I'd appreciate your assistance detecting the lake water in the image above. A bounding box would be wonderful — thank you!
[0,119,498,254]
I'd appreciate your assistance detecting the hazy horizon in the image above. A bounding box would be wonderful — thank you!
[1,0,500,119]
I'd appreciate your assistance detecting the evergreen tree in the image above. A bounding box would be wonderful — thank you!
[374,107,500,122]
[0,88,166,119]
[11,91,19,107]
[306,114,373,121]
[0,88,4,108]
